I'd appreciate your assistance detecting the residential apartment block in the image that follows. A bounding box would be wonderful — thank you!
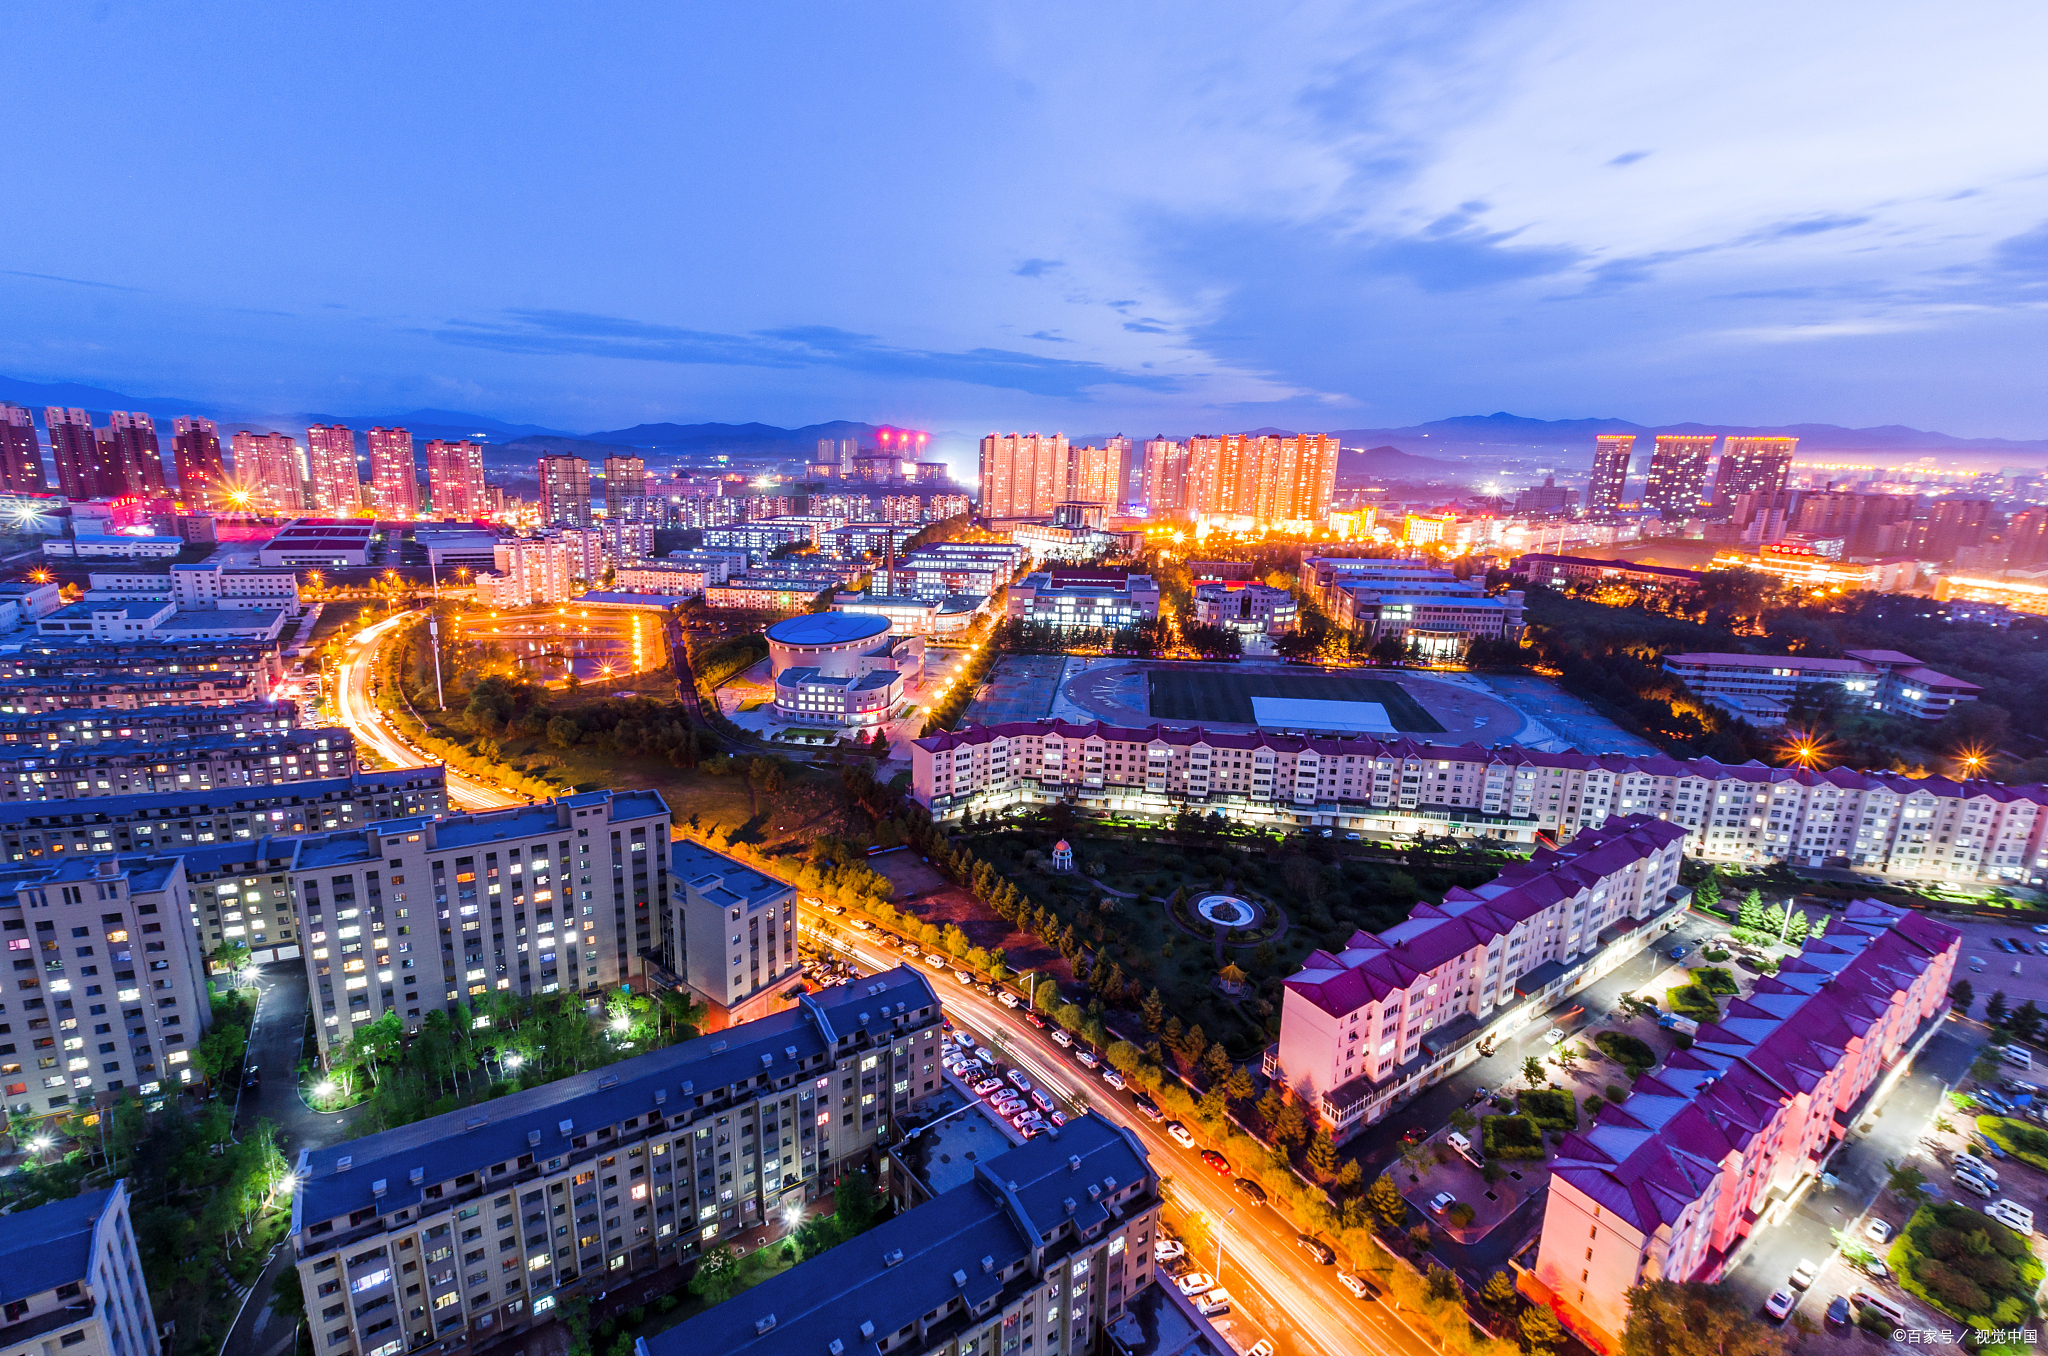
[0,768,447,863]
[1183,432,1339,528]
[287,792,669,1055]
[1007,570,1161,632]
[1,853,213,1112]
[0,671,270,713]
[1273,816,1687,1139]
[1661,649,1979,724]
[288,968,944,1356]
[0,699,299,748]
[368,428,419,518]
[0,1184,157,1356]
[880,543,1026,599]
[181,837,307,963]
[0,727,353,801]
[910,722,2048,884]
[1191,581,1298,638]
[306,426,361,515]
[426,441,488,520]
[1533,901,1958,1352]
[663,840,798,1024]
[650,1113,1159,1356]
[230,432,307,515]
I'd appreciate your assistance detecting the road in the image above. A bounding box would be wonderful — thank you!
[332,611,527,812]
[809,926,1433,1356]
[221,960,374,1356]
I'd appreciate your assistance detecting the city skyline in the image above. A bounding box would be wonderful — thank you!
[2,4,2046,439]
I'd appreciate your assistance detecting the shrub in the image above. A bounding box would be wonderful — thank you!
[1446,1202,1475,1227]
[1604,1084,1630,1104]
[1594,1031,1656,1075]
[1892,1200,2045,1329]
[1518,1088,1578,1131]
[1667,984,1719,1020]
[1976,1116,2048,1174]
[1692,966,1740,996]
[1481,1114,1546,1160]
[1702,948,1730,961]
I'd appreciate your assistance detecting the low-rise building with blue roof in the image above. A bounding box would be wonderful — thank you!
[664,840,798,1025]
[0,1182,156,1356]
[290,967,946,1356]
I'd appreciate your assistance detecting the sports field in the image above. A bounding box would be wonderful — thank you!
[1146,669,1446,734]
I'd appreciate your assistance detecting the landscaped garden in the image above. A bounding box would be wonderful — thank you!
[1691,966,1740,996]
[1974,1115,2048,1172]
[1666,983,1720,1021]
[1594,1030,1657,1079]
[1517,1088,1578,1132]
[1889,1200,2043,1328]
[1482,1114,1546,1160]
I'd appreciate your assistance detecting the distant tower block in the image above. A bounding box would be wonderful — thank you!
[1643,435,1717,520]
[1587,434,1635,513]
[1714,436,1798,505]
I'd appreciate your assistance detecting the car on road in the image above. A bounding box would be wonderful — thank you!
[1400,1126,1428,1144]
[1825,1295,1851,1327]
[1864,1218,1894,1244]
[1669,945,1687,959]
[1076,1050,1099,1069]
[1790,1260,1818,1289]
[1233,1179,1266,1205]
[1102,1069,1126,1090]
[1167,1122,1197,1148]
[1337,1272,1374,1299]
[998,991,1020,1007]
[1050,1030,1074,1048]
[1428,1191,1456,1214]
[1194,1291,1231,1317]
[1175,1272,1216,1297]
[923,953,946,969]
[1298,1234,1335,1265]
[1024,1012,1048,1028]
[1134,1097,1165,1121]
[1155,1239,1186,1264]
[1007,1070,1032,1092]
[1764,1288,1796,1322]
[1201,1149,1232,1175]
[954,970,974,986]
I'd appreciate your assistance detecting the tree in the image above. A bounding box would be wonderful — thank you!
[2011,1000,2044,1045]
[1521,1305,1566,1352]
[1406,1222,1431,1253]
[1448,1106,1478,1135]
[1553,1042,1582,1074]
[1306,1129,1340,1179]
[210,941,252,974]
[1522,1056,1547,1087]
[1480,1269,1516,1308]
[1738,889,1767,932]
[1367,1173,1406,1231]
[1987,990,2011,1029]
[1426,1265,1459,1303]
[1884,1158,1927,1198]
[1398,1139,1434,1181]
[1034,980,1061,1013]
[1951,979,1975,1016]
[1141,988,1166,1033]
[1619,1279,1785,1356]
[1969,1050,2002,1087]
[689,1245,747,1304]
[1692,868,1722,912]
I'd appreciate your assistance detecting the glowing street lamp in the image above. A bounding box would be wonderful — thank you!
[505,1053,524,1071]
[314,1080,337,1099]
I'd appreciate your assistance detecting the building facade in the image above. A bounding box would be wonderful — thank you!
[1586,435,1634,514]
[1661,649,1979,723]
[538,456,591,528]
[45,409,104,501]
[0,698,298,748]
[665,840,797,1022]
[912,720,2048,884]
[368,428,419,518]
[977,432,1070,520]
[230,431,307,514]
[1533,901,1959,1353]
[0,404,48,493]
[1711,436,1797,506]
[0,727,351,802]
[766,613,923,728]
[306,426,361,515]
[288,969,944,1356]
[1183,432,1339,529]
[171,416,226,507]
[289,791,670,1056]
[1007,570,1161,632]
[424,441,488,520]
[1192,581,1298,637]
[0,1184,158,1356]
[1274,815,1688,1139]
[1642,436,1716,520]
[602,456,647,518]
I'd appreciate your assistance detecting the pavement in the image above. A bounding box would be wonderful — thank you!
[220,960,375,1356]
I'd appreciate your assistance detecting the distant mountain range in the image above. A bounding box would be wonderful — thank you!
[4,375,2044,467]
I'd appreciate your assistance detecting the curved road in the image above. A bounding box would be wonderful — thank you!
[334,611,528,812]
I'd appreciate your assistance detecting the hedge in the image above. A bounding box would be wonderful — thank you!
[1976,1116,2048,1174]
[1481,1115,1545,1160]
[1891,1201,2042,1329]
[1517,1089,1578,1132]
[1692,966,1740,996]
[1594,1031,1656,1076]
[1667,984,1719,1020]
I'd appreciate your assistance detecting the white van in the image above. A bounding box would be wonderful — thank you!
[1988,1199,2035,1234]
[2003,1045,2033,1070]
[1956,1171,1996,1199]
[1955,1152,1999,1181]
[1855,1291,1906,1327]
[1447,1130,1477,1161]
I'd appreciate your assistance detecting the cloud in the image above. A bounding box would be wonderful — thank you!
[1989,221,2048,278]
[1025,330,1071,342]
[1607,150,1652,166]
[433,310,1180,398]
[1357,216,1583,293]
[1014,258,1063,277]
[1750,214,1872,241]
[1,269,147,293]
[1122,320,1171,333]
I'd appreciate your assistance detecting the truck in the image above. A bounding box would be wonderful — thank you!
[1658,1014,1700,1036]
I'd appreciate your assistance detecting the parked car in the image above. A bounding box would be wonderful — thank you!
[1102,1069,1126,1091]
[1175,1272,1216,1297]
[1030,1089,1054,1113]
[1864,1218,1894,1244]
[1050,1030,1074,1048]
[1233,1179,1266,1205]
[1024,1012,1048,1028]
[1987,1199,2035,1234]
[1075,1050,1100,1069]
[997,991,1020,1007]
[974,1077,1005,1096]
[954,970,974,986]
[1764,1288,1796,1322]
[1790,1260,1818,1289]
[1195,1291,1231,1317]
[1201,1149,1232,1176]
[1167,1122,1196,1148]
[1048,1110,1067,1127]
[1955,1152,1999,1180]
[1400,1126,1428,1144]
[1155,1239,1186,1264]
[1007,1070,1032,1092]
[1338,1272,1373,1299]
[1133,1097,1165,1121]
[243,1067,261,1090]
[1668,945,1687,960]
[1428,1192,1456,1214]
[1825,1295,1851,1326]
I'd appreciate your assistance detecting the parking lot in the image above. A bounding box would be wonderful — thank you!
[1949,919,2048,1015]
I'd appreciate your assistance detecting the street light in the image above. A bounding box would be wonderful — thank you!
[505,1053,525,1071]
[314,1081,337,1099]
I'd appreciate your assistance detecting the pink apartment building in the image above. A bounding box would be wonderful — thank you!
[1532,900,1959,1352]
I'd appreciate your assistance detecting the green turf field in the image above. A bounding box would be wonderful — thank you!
[1146,668,1445,733]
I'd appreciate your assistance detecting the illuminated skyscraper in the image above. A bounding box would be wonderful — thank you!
[603,454,649,516]
[305,424,361,514]
[425,440,487,519]
[0,404,48,494]
[172,416,226,507]
[46,407,110,499]
[1142,437,1188,512]
[1642,435,1716,520]
[1712,436,1797,505]
[977,432,1069,518]
[1183,433,1339,526]
[367,427,419,517]
[538,454,592,526]
[230,431,306,514]
[1587,434,1635,514]
[105,411,166,497]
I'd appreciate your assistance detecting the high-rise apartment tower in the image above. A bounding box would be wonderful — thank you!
[0,404,48,494]
[538,454,592,526]
[425,439,487,519]
[104,412,166,498]
[230,431,306,514]
[1642,436,1717,520]
[367,426,419,517]
[603,454,648,516]
[172,416,226,507]
[1713,436,1797,506]
[1586,434,1635,514]
[46,408,107,499]
[977,432,1069,519]
[304,424,361,514]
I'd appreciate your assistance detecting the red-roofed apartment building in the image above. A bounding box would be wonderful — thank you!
[1531,901,1958,1353]
[1269,815,1689,1141]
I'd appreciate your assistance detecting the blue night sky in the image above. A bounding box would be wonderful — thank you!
[4,1,2047,437]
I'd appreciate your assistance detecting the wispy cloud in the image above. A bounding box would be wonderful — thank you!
[1025,330,1072,342]
[433,310,1179,398]
[1014,258,1064,278]
[1,269,147,293]
[1607,150,1652,167]
[1122,320,1171,334]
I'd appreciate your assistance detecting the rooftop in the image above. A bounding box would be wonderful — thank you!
[0,768,443,829]
[766,612,893,645]
[293,968,942,1228]
[289,789,669,871]
[672,839,791,913]
[0,1186,114,1306]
